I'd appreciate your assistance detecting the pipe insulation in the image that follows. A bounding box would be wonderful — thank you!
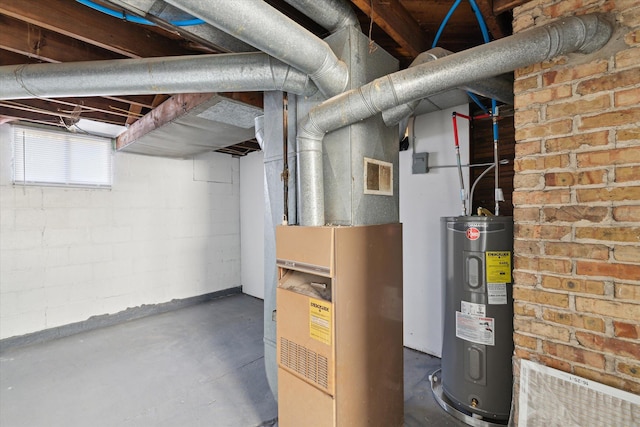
[0,52,318,99]
[163,0,349,97]
[282,0,359,33]
[298,13,614,226]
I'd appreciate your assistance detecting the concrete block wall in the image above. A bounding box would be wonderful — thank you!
[0,124,241,339]
[511,0,640,406]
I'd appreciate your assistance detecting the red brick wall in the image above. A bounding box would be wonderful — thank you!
[511,0,640,409]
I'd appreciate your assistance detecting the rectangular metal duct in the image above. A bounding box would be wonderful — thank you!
[117,94,262,158]
[297,26,400,226]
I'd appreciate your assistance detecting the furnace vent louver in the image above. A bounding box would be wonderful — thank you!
[280,337,329,390]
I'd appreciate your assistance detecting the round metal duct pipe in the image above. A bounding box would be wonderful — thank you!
[297,13,614,226]
[0,53,318,100]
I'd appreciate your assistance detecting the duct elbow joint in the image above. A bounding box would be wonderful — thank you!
[575,13,614,55]
[545,13,614,58]
[310,55,349,98]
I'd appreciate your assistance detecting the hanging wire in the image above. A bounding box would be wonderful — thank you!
[368,0,378,53]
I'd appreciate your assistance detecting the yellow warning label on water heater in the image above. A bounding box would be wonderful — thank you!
[309,298,332,345]
[486,251,512,283]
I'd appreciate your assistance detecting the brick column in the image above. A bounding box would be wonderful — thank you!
[511,0,640,417]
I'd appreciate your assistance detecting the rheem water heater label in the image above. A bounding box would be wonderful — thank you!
[487,283,508,305]
[455,312,495,346]
[486,251,512,283]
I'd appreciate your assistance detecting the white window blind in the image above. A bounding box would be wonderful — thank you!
[12,125,113,188]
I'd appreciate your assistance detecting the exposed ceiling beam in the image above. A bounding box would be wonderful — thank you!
[350,0,429,58]
[220,92,264,109]
[475,0,509,39]
[117,93,216,150]
[0,111,60,126]
[126,104,143,126]
[0,49,42,65]
[104,96,155,110]
[0,14,124,63]
[493,0,530,14]
[0,0,195,58]
[0,99,129,125]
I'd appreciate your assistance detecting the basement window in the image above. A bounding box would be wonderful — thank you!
[12,124,113,188]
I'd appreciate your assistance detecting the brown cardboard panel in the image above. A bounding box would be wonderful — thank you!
[276,224,403,427]
[278,369,335,427]
[333,224,404,427]
[276,226,334,275]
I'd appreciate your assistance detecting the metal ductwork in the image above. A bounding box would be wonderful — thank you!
[382,47,515,127]
[254,115,265,150]
[0,52,317,99]
[282,0,359,33]
[163,0,349,97]
[105,0,258,53]
[298,13,614,226]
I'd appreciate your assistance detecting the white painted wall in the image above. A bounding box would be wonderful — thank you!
[240,150,265,299]
[401,104,470,356]
[0,124,241,339]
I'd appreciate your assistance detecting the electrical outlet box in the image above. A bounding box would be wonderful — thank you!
[412,152,429,174]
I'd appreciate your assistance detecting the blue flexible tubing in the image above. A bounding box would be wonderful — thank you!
[468,0,491,43]
[432,0,463,48]
[435,0,501,214]
[76,0,205,26]
[468,92,490,114]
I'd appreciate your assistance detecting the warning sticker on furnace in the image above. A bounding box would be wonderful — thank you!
[455,311,495,346]
[309,298,332,345]
[486,251,512,283]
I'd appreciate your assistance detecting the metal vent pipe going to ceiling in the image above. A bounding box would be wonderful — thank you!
[282,0,360,33]
[0,52,318,99]
[298,13,614,226]
[163,0,349,97]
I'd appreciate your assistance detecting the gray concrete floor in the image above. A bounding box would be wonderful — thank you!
[1,294,465,426]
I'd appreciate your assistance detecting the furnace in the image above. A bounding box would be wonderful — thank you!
[275,224,403,427]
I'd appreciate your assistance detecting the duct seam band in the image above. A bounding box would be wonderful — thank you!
[358,87,378,117]
[384,75,400,111]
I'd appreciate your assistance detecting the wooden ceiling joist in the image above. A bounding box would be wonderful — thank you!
[0,14,123,63]
[116,93,216,150]
[0,0,196,58]
[493,0,530,14]
[350,0,429,58]
[474,0,510,39]
[0,100,127,126]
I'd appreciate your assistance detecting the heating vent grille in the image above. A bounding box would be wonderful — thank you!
[280,337,329,390]
[519,360,640,426]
